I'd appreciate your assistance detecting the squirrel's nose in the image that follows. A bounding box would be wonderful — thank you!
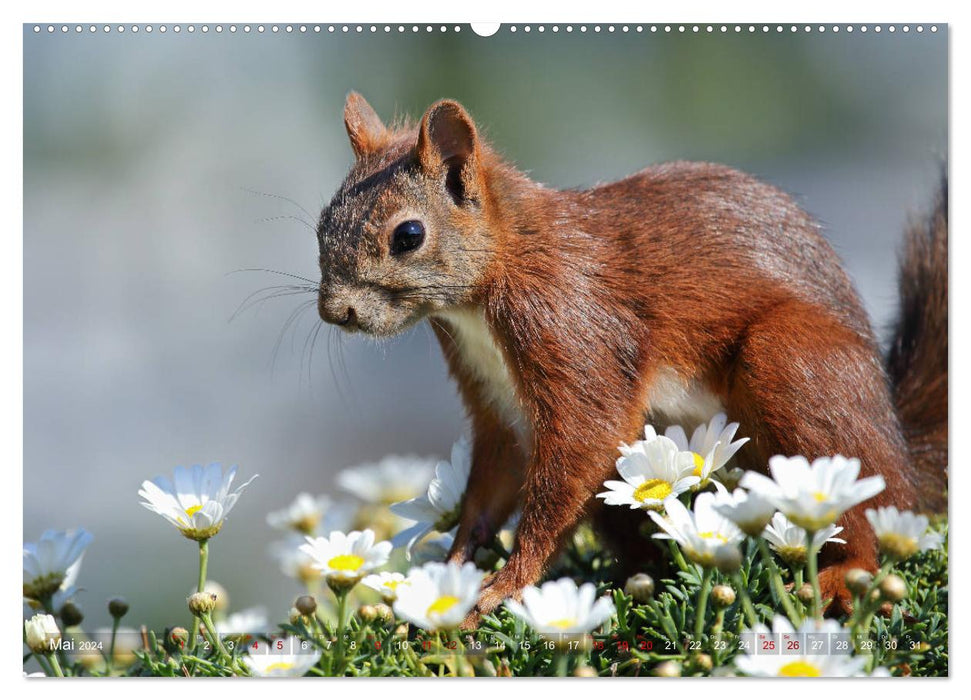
[319,295,358,328]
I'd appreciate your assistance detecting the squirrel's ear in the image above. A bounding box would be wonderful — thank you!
[343,92,389,158]
[416,100,482,203]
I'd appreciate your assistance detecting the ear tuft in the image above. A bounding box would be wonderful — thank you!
[417,100,482,203]
[343,92,389,158]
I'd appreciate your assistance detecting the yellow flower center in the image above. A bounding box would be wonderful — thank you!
[426,595,460,617]
[878,533,919,560]
[327,554,365,571]
[548,618,578,629]
[634,479,673,503]
[293,514,321,535]
[386,580,405,591]
[777,660,822,677]
[699,531,728,543]
[691,452,706,478]
[813,492,828,503]
[185,504,203,517]
[264,661,295,673]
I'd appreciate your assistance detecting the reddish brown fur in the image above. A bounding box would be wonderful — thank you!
[317,94,947,627]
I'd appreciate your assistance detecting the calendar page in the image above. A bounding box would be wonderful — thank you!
[21,10,949,680]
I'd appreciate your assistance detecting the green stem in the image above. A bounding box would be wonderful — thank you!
[852,562,896,646]
[805,532,822,619]
[450,629,465,676]
[668,540,690,573]
[33,652,55,677]
[731,573,759,628]
[188,539,209,654]
[199,612,232,662]
[108,617,120,671]
[693,568,714,643]
[333,588,348,676]
[555,650,569,677]
[756,538,800,622]
[712,607,726,666]
[47,652,65,677]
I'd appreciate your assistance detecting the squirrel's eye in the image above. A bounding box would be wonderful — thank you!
[391,220,426,255]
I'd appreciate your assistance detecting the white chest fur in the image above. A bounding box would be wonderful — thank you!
[646,366,725,429]
[435,309,530,442]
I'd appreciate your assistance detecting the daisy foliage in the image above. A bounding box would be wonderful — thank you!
[22,436,947,678]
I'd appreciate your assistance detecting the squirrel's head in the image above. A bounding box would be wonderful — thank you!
[316,93,496,336]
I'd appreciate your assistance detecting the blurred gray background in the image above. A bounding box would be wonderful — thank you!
[24,25,947,631]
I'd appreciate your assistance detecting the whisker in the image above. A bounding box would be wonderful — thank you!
[241,187,318,224]
[229,268,320,285]
[230,285,317,322]
[256,214,316,233]
[270,299,317,375]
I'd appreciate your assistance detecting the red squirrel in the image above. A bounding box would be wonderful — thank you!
[316,93,947,626]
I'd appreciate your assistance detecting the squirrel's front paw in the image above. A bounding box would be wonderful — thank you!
[460,573,521,630]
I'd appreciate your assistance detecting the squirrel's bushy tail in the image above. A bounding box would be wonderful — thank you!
[886,172,948,512]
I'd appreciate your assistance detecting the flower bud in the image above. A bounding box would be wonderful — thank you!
[167,626,189,651]
[711,584,736,608]
[374,603,394,624]
[295,595,317,617]
[845,568,873,596]
[358,604,378,623]
[688,653,713,673]
[202,581,229,613]
[714,544,742,574]
[25,614,61,654]
[187,591,217,617]
[393,623,409,639]
[654,660,681,677]
[288,607,303,625]
[59,601,84,628]
[796,583,815,605]
[573,664,598,677]
[624,573,655,603]
[108,597,129,618]
[879,574,907,603]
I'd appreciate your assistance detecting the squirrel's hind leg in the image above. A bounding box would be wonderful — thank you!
[727,300,913,616]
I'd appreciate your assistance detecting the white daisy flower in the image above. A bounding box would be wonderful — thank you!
[505,578,615,638]
[392,562,483,631]
[300,529,392,591]
[267,493,340,535]
[664,413,749,486]
[269,535,322,585]
[216,607,271,637]
[735,615,869,677]
[762,512,846,566]
[242,637,321,677]
[390,437,472,554]
[24,614,61,654]
[23,529,93,602]
[598,436,698,511]
[741,455,885,531]
[337,454,437,505]
[138,463,257,541]
[712,488,777,537]
[865,506,943,560]
[649,493,744,568]
[362,572,410,603]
